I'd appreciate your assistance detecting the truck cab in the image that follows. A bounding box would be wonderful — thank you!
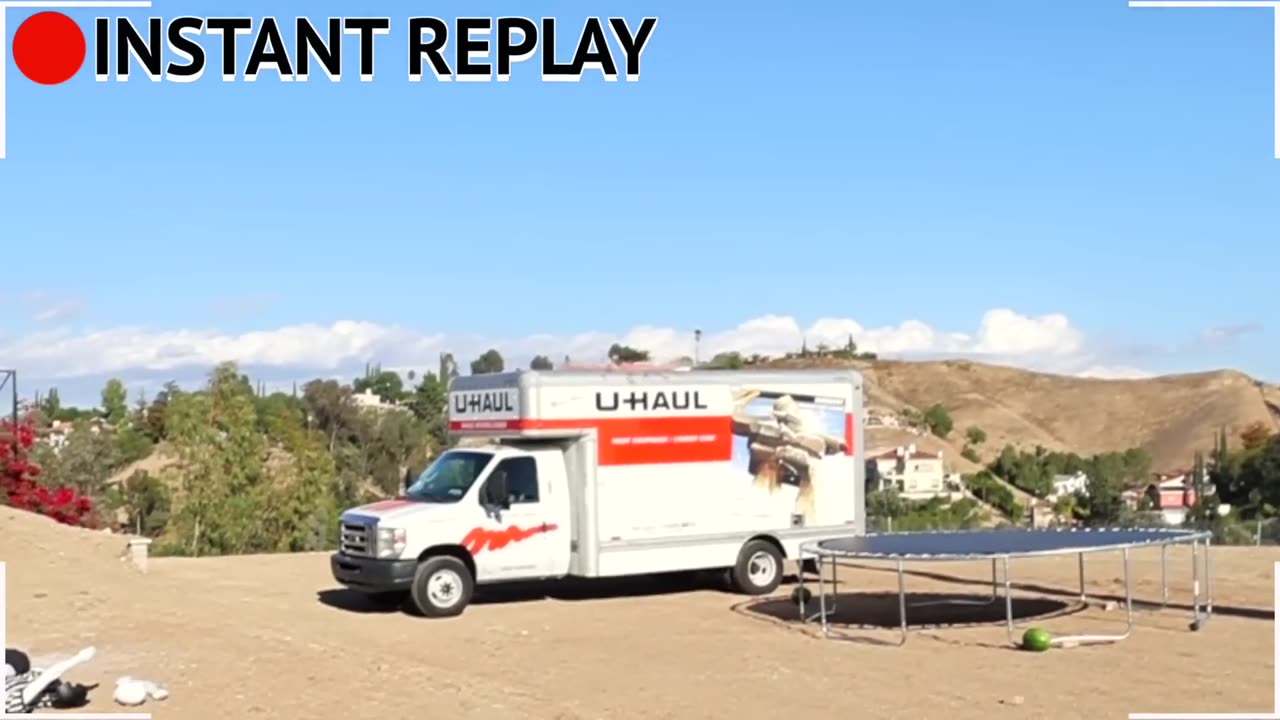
[330,443,573,617]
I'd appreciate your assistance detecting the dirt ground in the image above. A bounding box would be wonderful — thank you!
[3,508,1277,720]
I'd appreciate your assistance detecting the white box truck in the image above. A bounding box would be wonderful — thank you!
[329,368,866,617]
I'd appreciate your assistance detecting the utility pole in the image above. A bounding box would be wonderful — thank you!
[1,369,17,453]
[694,329,702,366]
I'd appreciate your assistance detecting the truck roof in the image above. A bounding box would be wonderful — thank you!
[449,367,863,392]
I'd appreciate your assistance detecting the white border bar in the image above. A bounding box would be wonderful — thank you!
[0,0,152,159]
[1129,1,1280,159]
[1,561,7,679]
[1,716,153,719]
[1128,716,1280,719]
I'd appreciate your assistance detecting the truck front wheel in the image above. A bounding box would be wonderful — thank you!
[729,540,784,595]
[410,556,474,618]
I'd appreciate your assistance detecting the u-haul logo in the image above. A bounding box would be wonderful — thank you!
[0,1,658,158]
[452,390,518,416]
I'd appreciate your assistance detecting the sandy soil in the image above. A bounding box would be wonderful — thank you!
[3,508,1277,720]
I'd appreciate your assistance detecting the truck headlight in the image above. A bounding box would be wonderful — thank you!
[376,527,407,559]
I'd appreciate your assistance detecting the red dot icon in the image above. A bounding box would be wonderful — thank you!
[13,12,86,85]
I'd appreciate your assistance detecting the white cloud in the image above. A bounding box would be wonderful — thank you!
[1075,365,1156,380]
[0,308,1134,395]
[3,289,86,325]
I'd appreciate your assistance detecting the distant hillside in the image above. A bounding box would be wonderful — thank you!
[778,358,1277,473]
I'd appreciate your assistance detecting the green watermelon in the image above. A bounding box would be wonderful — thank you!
[1021,627,1053,652]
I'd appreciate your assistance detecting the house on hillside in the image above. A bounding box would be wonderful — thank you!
[1143,470,1213,526]
[869,444,962,500]
[866,408,901,429]
[40,418,108,453]
[1049,471,1089,499]
[351,389,408,413]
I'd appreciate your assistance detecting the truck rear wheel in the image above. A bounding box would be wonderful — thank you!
[729,540,784,595]
[410,556,474,618]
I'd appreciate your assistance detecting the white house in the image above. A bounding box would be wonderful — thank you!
[869,444,960,500]
[1049,471,1089,499]
[351,389,407,413]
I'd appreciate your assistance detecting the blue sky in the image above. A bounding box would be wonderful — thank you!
[0,0,1277,405]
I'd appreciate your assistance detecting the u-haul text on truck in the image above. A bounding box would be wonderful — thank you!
[330,368,866,617]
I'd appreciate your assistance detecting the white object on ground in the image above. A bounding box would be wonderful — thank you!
[114,677,169,706]
[20,646,96,706]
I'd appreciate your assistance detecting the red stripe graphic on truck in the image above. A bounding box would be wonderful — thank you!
[449,416,734,465]
[450,412,857,463]
[462,523,559,554]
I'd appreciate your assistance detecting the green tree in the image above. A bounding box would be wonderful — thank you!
[114,469,171,537]
[354,370,406,403]
[256,392,306,445]
[407,373,449,451]
[101,378,128,424]
[38,422,120,497]
[114,422,154,467]
[921,404,953,438]
[259,417,343,552]
[530,355,554,370]
[607,344,650,364]
[39,388,62,422]
[165,362,268,556]
[961,446,981,463]
[706,352,745,369]
[965,426,987,445]
[1081,454,1125,526]
[301,379,361,453]
[469,349,505,375]
[142,382,179,442]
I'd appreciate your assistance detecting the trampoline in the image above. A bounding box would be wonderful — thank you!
[796,527,1213,647]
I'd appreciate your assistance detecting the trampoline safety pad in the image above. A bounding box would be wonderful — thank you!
[796,527,1213,648]
[811,527,1205,560]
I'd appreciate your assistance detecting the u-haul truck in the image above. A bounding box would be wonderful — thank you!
[330,368,866,617]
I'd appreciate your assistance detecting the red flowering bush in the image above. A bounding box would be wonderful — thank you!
[0,418,96,527]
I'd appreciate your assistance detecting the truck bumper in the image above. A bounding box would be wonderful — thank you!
[330,552,417,593]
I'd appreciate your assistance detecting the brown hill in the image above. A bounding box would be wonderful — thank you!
[854,359,1278,472]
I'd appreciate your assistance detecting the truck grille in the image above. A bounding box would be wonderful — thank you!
[340,520,373,557]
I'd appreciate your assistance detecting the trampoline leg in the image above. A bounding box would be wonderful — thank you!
[1205,536,1214,617]
[1122,547,1134,636]
[818,555,831,637]
[896,559,908,646]
[1003,555,1017,647]
[991,558,998,601]
[1078,553,1087,604]
[1190,537,1212,631]
[1160,544,1169,608]
[797,553,808,621]
[1191,539,1201,625]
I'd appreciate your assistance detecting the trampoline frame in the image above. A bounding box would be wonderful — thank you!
[796,527,1214,647]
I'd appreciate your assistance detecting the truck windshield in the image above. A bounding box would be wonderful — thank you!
[405,451,493,503]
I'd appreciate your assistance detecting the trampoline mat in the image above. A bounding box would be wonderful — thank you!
[812,528,1206,560]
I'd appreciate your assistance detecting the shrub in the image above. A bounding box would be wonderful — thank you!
[1,418,96,527]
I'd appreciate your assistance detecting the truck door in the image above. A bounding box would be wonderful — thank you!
[470,456,556,580]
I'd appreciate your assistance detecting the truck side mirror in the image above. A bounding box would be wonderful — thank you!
[484,473,510,510]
